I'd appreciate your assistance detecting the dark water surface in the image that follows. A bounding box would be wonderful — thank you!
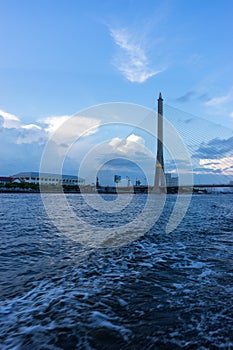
[0,193,233,349]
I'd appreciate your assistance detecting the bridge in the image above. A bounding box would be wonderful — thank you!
[132,183,233,194]
[192,184,233,188]
[166,184,233,189]
[159,183,233,194]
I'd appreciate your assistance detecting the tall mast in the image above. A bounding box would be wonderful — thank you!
[154,92,165,190]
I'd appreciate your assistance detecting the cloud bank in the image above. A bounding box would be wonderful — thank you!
[193,136,233,160]
[0,109,101,175]
[192,136,233,177]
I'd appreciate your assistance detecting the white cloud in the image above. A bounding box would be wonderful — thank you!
[40,116,70,134]
[230,112,233,118]
[21,124,42,130]
[0,109,47,144]
[0,108,101,148]
[200,157,233,175]
[0,110,21,128]
[39,115,101,147]
[17,125,46,145]
[108,134,146,155]
[110,27,163,83]
[0,108,103,176]
[205,89,233,107]
[0,109,46,145]
[127,134,145,145]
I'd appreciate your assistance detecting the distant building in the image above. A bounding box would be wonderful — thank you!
[0,176,12,184]
[11,172,85,186]
[165,173,178,187]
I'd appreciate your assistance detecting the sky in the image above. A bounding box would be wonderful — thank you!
[0,0,232,185]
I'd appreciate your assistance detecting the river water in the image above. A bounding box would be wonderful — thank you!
[0,193,233,349]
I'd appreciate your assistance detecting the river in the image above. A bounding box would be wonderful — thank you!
[0,193,233,349]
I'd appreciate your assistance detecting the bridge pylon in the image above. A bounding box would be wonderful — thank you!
[153,93,166,193]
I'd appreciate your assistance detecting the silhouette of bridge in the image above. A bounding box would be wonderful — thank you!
[165,184,233,189]
[192,184,233,188]
[161,183,233,194]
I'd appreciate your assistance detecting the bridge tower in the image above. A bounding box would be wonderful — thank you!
[154,92,165,191]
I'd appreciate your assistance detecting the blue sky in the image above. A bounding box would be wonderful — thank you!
[0,0,232,185]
